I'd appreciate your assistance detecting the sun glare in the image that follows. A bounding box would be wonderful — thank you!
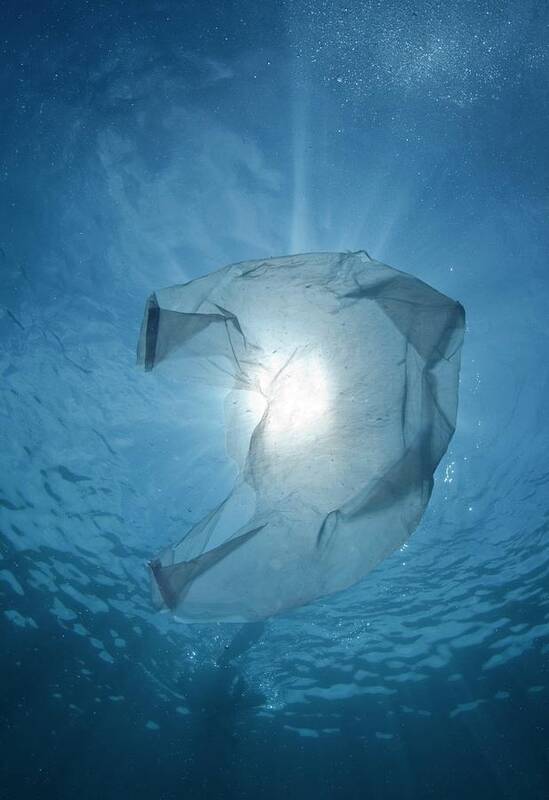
[253,353,330,439]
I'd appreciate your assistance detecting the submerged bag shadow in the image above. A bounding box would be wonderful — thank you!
[138,251,465,622]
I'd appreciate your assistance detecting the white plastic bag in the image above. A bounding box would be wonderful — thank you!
[138,251,464,622]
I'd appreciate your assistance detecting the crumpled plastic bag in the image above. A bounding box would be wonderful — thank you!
[138,251,465,622]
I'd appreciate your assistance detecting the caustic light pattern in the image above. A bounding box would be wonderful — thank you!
[138,251,465,622]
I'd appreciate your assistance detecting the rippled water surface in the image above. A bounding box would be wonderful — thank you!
[1,1,548,798]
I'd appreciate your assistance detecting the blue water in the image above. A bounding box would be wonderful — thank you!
[1,1,548,798]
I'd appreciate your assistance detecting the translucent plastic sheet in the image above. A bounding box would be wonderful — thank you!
[138,251,465,622]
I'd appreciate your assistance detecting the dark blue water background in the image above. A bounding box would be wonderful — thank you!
[1,1,548,798]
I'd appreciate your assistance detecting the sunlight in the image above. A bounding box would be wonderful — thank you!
[256,353,330,439]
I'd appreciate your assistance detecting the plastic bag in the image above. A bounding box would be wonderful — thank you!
[138,251,465,621]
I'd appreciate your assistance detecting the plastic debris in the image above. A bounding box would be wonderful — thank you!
[138,251,464,621]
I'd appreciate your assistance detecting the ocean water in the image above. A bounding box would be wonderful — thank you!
[1,1,548,798]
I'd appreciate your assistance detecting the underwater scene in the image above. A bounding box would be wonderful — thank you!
[1,1,548,798]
